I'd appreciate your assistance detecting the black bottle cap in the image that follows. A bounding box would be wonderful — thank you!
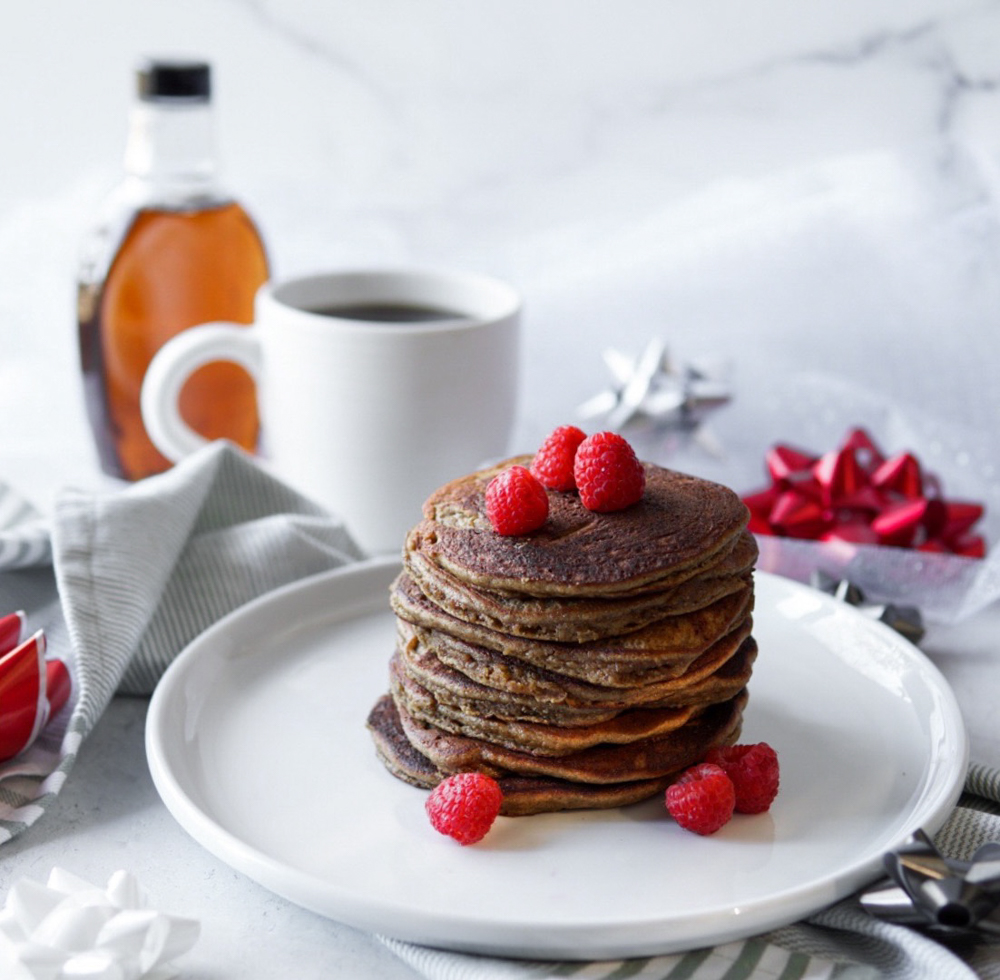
[136,59,211,102]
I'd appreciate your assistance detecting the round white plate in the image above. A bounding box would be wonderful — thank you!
[146,558,967,959]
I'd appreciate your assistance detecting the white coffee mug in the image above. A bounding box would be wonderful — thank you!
[141,268,521,554]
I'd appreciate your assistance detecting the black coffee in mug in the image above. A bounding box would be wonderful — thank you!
[309,302,468,323]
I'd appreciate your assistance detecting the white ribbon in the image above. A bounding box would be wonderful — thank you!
[0,869,199,980]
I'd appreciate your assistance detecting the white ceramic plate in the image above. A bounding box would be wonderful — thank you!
[146,558,968,959]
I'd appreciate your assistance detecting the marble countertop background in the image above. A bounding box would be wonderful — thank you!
[2,2,1000,977]
[7,0,1000,502]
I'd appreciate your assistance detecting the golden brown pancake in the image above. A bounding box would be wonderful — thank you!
[390,658,702,755]
[392,570,754,685]
[394,620,755,721]
[367,695,675,815]
[403,531,757,643]
[412,456,752,597]
[393,689,747,785]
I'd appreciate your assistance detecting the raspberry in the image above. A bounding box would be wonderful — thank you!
[485,465,549,535]
[705,742,780,814]
[573,432,645,512]
[665,763,735,835]
[531,425,587,491]
[426,772,503,845]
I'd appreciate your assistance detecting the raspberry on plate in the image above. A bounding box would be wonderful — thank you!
[574,431,646,512]
[705,742,780,814]
[531,425,587,491]
[426,772,503,845]
[485,465,549,535]
[665,762,735,835]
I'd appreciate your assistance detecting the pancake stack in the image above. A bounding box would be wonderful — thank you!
[367,454,758,816]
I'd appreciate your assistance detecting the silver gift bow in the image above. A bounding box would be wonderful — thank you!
[577,339,731,439]
[861,829,1000,941]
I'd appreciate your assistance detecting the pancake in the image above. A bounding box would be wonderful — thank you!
[404,530,757,643]
[394,619,755,722]
[412,455,752,597]
[390,657,702,755]
[394,688,748,785]
[367,695,674,815]
[391,641,755,754]
[392,570,754,685]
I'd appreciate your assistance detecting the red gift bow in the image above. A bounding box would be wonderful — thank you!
[0,611,71,762]
[742,428,986,557]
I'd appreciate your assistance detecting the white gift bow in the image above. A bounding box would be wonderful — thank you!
[0,868,199,980]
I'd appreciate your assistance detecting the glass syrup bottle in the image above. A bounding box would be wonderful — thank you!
[77,58,269,480]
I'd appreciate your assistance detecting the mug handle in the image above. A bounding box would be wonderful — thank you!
[140,323,262,462]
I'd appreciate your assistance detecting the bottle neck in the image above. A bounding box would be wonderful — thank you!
[123,101,225,207]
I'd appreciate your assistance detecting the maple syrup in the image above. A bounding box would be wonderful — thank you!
[78,203,267,479]
[77,59,269,480]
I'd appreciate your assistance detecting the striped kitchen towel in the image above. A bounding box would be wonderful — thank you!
[0,441,363,844]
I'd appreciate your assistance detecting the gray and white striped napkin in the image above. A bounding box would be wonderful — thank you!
[0,441,995,980]
[0,441,363,843]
